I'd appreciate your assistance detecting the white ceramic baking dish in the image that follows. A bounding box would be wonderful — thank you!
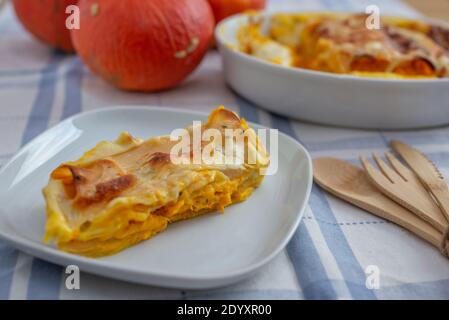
[215,13,449,129]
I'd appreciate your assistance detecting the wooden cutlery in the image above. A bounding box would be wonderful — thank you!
[360,152,448,233]
[313,157,441,248]
[313,141,449,257]
[391,140,449,223]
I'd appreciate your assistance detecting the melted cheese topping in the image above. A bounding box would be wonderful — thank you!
[237,12,449,78]
[43,107,269,257]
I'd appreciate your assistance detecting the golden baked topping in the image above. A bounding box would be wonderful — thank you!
[236,12,449,79]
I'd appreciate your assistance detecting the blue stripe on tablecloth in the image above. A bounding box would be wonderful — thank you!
[0,242,18,299]
[381,132,449,146]
[22,51,66,300]
[234,93,260,124]
[266,126,449,152]
[422,151,449,169]
[321,0,360,11]
[255,88,374,298]
[62,58,83,119]
[187,289,303,300]
[0,69,43,77]
[309,151,449,175]
[233,93,338,299]
[0,81,45,90]
[0,65,60,78]
[320,0,354,11]
[25,57,84,299]
[27,56,84,299]
[378,279,449,299]
[309,184,377,299]
[287,224,338,299]
[296,135,449,153]
[306,136,386,152]
[0,51,65,300]
[319,0,336,10]
[27,259,62,300]
[267,132,449,153]
[21,52,64,145]
[269,112,377,299]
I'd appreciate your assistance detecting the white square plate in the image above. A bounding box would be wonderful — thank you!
[0,106,312,289]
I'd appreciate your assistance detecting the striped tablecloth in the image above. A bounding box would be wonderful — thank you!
[1,0,449,300]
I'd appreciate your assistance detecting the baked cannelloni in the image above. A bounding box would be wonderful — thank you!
[43,107,269,257]
[237,12,449,78]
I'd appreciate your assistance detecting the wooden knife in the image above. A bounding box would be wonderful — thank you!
[391,140,449,223]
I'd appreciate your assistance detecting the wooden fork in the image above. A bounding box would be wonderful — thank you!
[360,152,448,233]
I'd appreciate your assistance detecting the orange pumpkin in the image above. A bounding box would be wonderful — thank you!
[13,0,78,52]
[208,0,267,24]
[71,0,215,92]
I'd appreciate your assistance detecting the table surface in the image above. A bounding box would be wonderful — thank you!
[1,0,449,300]
[405,0,449,21]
